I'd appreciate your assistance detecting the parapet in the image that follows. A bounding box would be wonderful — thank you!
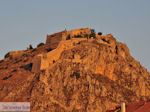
[46,30,67,45]
[46,28,91,47]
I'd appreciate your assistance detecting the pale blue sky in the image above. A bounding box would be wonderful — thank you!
[0,0,150,71]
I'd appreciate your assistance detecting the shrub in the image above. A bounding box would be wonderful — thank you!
[11,69,17,72]
[2,74,12,80]
[73,72,80,80]
[20,63,33,71]
[14,59,22,64]
[90,29,95,33]
[31,48,36,52]
[37,42,45,47]
[98,32,102,35]
[90,29,96,38]
[29,44,33,49]
[74,35,82,38]
[84,34,89,39]
[70,72,81,79]
[4,52,10,58]
[102,38,109,44]
[90,33,96,38]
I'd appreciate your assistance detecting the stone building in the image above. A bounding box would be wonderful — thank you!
[46,28,91,46]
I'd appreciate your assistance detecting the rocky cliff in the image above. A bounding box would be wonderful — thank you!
[0,28,150,112]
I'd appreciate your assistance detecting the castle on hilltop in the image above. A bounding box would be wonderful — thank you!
[46,28,91,46]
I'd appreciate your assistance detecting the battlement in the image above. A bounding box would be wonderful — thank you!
[46,30,67,47]
[62,28,91,40]
[46,28,91,47]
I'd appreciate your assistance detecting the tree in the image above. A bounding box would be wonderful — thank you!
[84,34,89,39]
[4,52,10,58]
[90,29,96,38]
[37,42,45,47]
[29,44,33,49]
[90,29,95,34]
[98,32,102,36]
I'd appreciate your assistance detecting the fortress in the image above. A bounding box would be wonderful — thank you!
[32,28,92,73]
[46,28,91,46]
[4,27,116,75]
[34,28,91,72]
[32,28,117,75]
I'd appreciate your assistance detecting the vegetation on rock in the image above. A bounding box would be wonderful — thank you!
[37,42,45,47]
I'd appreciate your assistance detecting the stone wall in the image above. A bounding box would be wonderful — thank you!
[36,28,91,71]
[40,38,87,70]
[46,28,90,45]
[46,30,67,46]
[32,56,41,73]
[62,28,91,40]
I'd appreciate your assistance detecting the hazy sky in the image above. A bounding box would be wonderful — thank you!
[0,0,150,71]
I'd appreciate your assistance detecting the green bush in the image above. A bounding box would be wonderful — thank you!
[20,63,33,71]
[90,33,96,38]
[37,42,45,47]
[29,44,33,49]
[84,34,89,39]
[70,72,81,80]
[98,32,102,35]
[74,35,82,38]
[90,29,96,38]
[73,72,80,80]
[2,74,12,80]
[4,52,10,58]
[90,29,95,33]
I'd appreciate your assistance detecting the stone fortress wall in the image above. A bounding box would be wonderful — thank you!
[46,28,90,45]
[32,28,91,72]
[32,28,117,73]
[62,28,91,40]
[46,30,67,47]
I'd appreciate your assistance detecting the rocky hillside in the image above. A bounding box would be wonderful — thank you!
[0,28,150,112]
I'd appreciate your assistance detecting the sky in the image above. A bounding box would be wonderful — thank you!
[0,0,150,71]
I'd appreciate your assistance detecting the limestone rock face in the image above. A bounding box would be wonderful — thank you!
[0,28,150,112]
